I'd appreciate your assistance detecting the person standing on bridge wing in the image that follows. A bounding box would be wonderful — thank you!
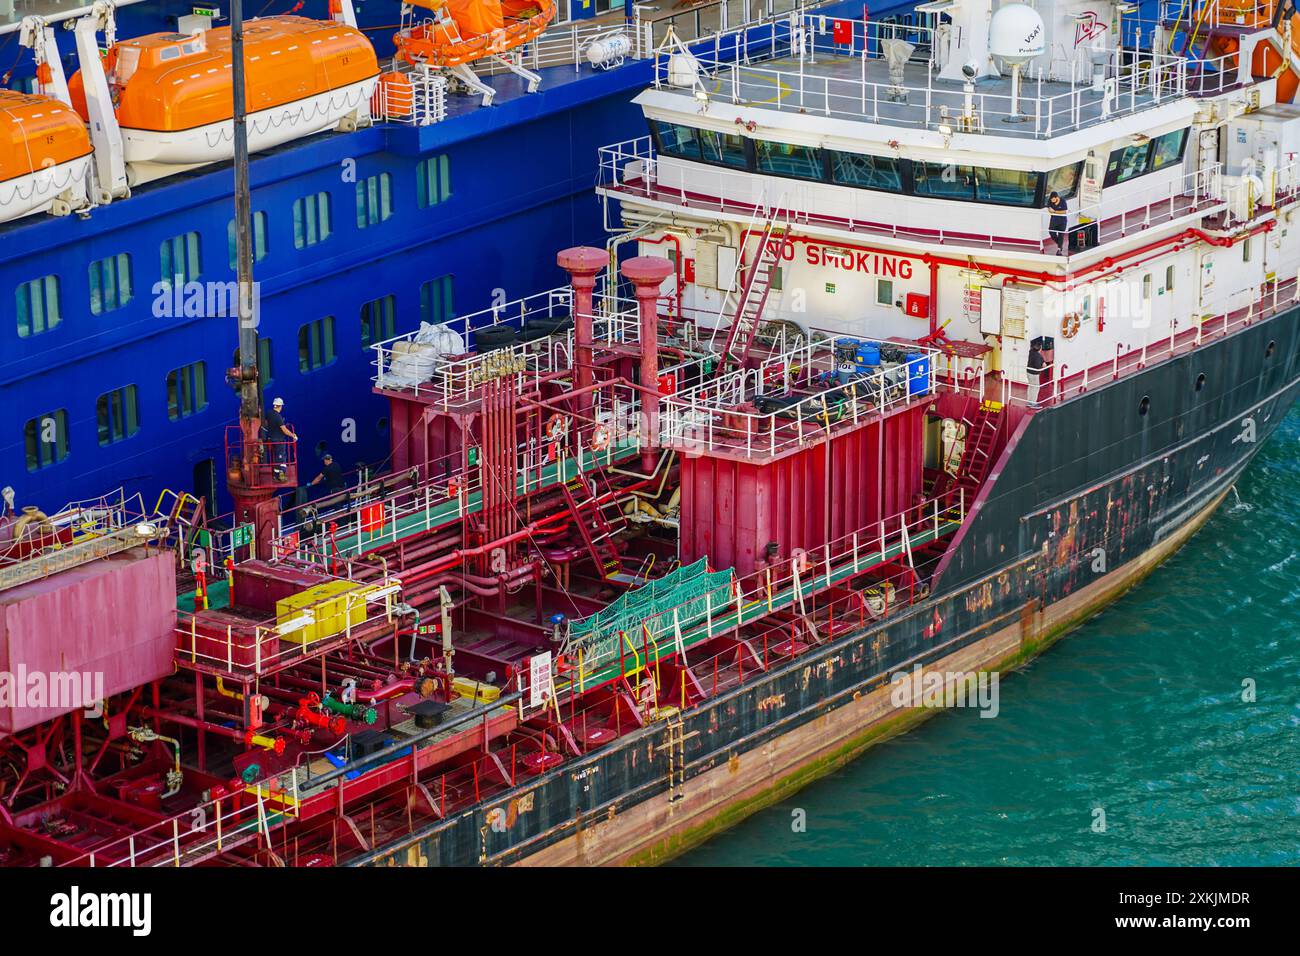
[1046,191,1069,256]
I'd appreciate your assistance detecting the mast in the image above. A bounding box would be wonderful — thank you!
[226,0,291,558]
[233,0,258,424]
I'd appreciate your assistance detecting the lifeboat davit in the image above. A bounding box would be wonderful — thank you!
[67,17,379,168]
[395,0,556,69]
[0,90,93,224]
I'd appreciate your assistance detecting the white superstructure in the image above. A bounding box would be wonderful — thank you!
[597,1,1300,404]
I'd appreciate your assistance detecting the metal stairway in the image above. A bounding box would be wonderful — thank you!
[935,400,1003,502]
[559,475,626,582]
[718,212,786,368]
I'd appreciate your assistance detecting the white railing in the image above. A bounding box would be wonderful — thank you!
[660,336,939,457]
[659,14,1196,139]
[371,63,448,126]
[599,137,1223,255]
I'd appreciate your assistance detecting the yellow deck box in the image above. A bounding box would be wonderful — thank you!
[276,580,370,645]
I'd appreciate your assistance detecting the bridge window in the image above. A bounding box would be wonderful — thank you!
[160,232,202,290]
[652,121,702,161]
[417,155,452,208]
[166,361,208,421]
[89,254,132,315]
[96,385,141,446]
[913,162,977,200]
[298,316,337,373]
[361,294,396,348]
[227,211,269,269]
[16,274,61,337]
[755,140,822,179]
[24,409,69,471]
[699,130,749,169]
[1104,128,1188,186]
[293,192,332,248]
[828,151,904,192]
[975,167,1042,207]
[1045,162,1083,200]
[356,173,393,229]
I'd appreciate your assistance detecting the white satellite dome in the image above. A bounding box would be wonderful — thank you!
[989,3,1047,64]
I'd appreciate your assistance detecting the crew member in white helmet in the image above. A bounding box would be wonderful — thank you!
[264,397,298,477]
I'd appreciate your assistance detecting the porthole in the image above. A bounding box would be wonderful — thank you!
[1138,396,1150,416]
[1195,373,1206,392]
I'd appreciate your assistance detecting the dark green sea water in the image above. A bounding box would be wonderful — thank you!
[675,408,1300,867]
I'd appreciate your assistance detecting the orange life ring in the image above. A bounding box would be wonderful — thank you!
[546,413,568,442]
[591,425,611,452]
[1060,313,1082,339]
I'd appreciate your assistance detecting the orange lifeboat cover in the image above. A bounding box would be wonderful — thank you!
[446,0,506,35]
[0,90,93,185]
[67,17,378,132]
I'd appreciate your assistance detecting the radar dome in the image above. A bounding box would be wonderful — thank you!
[989,3,1046,64]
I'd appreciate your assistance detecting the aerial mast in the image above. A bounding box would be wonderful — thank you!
[226,0,293,557]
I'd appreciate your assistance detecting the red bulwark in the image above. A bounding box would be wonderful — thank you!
[0,549,176,733]
[678,404,927,578]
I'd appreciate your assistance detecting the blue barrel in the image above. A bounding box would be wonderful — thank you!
[834,337,860,365]
[855,342,881,368]
[905,353,930,395]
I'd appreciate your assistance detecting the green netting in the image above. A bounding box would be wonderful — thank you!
[568,558,736,668]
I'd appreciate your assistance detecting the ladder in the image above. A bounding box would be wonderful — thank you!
[156,489,207,560]
[559,476,625,582]
[718,210,787,368]
[662,715,686,802]
[936,400,1003,501]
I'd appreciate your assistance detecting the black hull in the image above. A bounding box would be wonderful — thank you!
[357,305,1300,866]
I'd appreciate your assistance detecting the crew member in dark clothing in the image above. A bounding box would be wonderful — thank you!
[1027,341,1048,404]
[310,453,345,495]
[1046,191,1069,256]
[263,396,298,477]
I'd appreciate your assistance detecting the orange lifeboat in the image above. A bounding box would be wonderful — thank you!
[67,17,379,167]
[0,90,93,223]
[395,0,556,70]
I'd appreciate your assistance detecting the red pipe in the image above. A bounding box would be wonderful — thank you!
[636,233,684,321]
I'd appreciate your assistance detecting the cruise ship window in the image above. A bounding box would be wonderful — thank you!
[96,385,141,446]
[974,167,1041,207]
[166,361,208,421]
[160,232,201,289]
[699,130,750,169]
[356,173,393,229]
[299,317,337,373]
[913,162,976,200]
[654,122,702,161]
[1045,162,1083,200]
[227,212,269,269]
[16,275,61,337]
[89,254,132,315]
[755,141,822,180]
[361,295,397,348]
[829,151,903,192]
[417,155,452,208]
[24,409,69,471]
[293,192,332,248]
[232,338,274,387]
[421,275,455,325]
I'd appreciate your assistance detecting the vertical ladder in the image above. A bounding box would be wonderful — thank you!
[559,476,625,581]
[663,715,686,802]
[718,213,786,368]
